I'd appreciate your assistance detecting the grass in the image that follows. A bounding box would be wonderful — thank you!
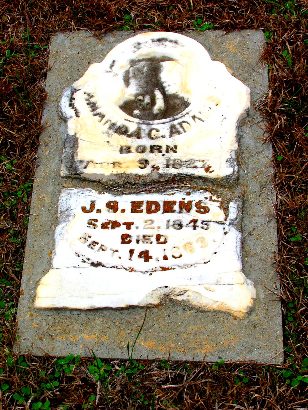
[1,0,307,408]
[192,18,214,31]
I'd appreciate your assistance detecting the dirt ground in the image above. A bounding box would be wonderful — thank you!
[0,1,307,409]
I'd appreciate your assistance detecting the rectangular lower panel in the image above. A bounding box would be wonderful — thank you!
[35,189,255,316]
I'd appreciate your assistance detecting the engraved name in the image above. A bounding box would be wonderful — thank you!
[84,91,206,139]
[81,198,211,214]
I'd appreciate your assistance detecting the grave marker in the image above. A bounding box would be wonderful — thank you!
[16,31,283,363]
[36,33,254,317]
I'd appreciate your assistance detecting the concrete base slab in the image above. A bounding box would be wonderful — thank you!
[15,30,283,363]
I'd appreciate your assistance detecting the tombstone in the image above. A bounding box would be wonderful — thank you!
[16,31,283,363]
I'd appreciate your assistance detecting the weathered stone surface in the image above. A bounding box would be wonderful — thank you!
[15,30,283,363]
[35,189,255,316]
[60,32,249,182]
[37,33,254,316]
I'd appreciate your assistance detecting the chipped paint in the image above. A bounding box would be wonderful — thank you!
[35,188,256,316]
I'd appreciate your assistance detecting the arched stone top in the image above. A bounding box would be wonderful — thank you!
[60,32,250,182]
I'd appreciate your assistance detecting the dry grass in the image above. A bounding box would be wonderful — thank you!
[0,0,307,408]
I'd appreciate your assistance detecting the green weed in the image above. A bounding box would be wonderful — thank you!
[289,226,302,242]
[120,13,134,31]
[55,353,81,375]
[32,399,51,409]
[1,382,10,392]
[0,30,47,79]
[234,370,250,385]
[1,180,32,211]
[159,359,171,370]
[281,49,292,67]
[22,28,48,58]
[133,391,154,407]
[12,385,32,405]
[115,359,145,381]
[82,394,96,409]
[0,155,17,171]
[36,355,80,395]
[17,355,29,369]
[41,380,60,391]
[212,359,225,371]
[0,48,17,76]
[161,399,177,408]
[1,301,16,321]
[280,358,308,388]
[289,233,302,242]
[87,357,112,384]
[193,18,214,31]
[264,30,273,41]
[8,229,22,245]
[286,301,297,323]
[0,281,15,331]
[263,0,298,17]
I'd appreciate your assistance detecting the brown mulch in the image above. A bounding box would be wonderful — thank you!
[0,0,307,409]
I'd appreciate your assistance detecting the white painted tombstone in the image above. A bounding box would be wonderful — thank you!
[35,189,255,316]
[35,32,256,318]
[60,32,249,181]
